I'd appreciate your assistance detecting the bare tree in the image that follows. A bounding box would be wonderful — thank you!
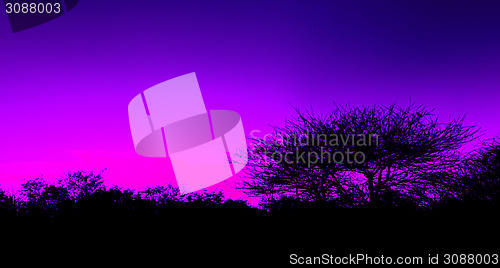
[326,102,478,204]
[236,114,359,206]
[237,102,479,207]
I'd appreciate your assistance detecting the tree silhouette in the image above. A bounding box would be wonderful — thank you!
[19,177,70,219]
[236,111,361,207]
[0,188,16,218]
[332,102,478,205]
[457,138,500,201]
[139,185,181,204]
[238,102,479,207]
[58,170,106,201]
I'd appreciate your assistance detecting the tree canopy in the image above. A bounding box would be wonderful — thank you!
[237,102,479,207]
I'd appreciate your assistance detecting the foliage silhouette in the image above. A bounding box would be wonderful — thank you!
[455,138,500,201]
[58,170,106,200]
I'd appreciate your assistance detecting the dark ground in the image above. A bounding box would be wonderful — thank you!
[2,198,499,266]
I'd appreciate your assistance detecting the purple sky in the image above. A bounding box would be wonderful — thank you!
[1,0,500,198]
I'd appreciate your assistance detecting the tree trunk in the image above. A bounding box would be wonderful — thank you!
[367,174,378,205]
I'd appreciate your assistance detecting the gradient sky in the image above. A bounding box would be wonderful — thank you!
[1,0,500,198]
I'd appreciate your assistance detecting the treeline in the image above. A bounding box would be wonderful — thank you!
[0,170,262,225]
[1,103,499,222]
[1,102,499,264]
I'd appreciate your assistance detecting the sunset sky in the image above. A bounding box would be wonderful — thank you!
[1,0,500,198]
